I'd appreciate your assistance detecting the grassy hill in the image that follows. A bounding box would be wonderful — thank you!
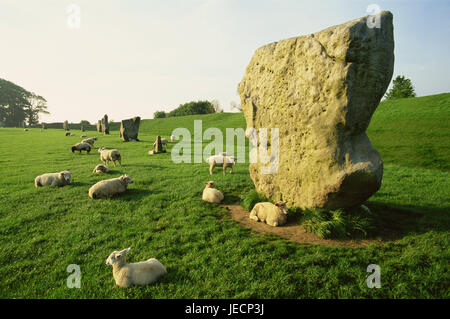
[0,93,448,298]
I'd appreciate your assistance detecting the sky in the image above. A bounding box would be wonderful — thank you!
[1,0,449,123]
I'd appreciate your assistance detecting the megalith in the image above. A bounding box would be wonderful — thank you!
[238,11,394,210]
[120,116,141,142]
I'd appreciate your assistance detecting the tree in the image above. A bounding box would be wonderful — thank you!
[230,101,242,112]
[385,75,416,100]
[167,100,216,117]
[0,78,49,126]
[80,120,90,125]
[211,99,223,113]
[154,111,167,118]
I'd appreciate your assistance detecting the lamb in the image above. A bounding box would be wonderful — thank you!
[105,247,166,288]
[202,181,224,203]
[88,174,133,199]
[207,154,237,175]
[249,202,288,227]
[98,147,121,167]
[92,164,110,174]
[71,142,91,153]
[34,171,72,187]
[170,134,176,142]
[82,137,97,146]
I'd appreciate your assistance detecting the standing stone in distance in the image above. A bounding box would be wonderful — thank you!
[102,114,109,135]
[97,120,102,133]
[120,116,141,142]
[238,11,394,210]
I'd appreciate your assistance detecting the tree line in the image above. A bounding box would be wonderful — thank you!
[154,100,223,118]
[0,78,49,127]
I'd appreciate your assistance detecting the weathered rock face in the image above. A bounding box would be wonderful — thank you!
[97,120,102,133]
[120,117,141,141]
[101,114,109,135]
[238,11,394,210]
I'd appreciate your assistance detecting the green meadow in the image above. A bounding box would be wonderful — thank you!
[0,93,448,298]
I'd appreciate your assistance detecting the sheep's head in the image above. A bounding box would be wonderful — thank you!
[204,181,216,188]
[59,171,72,183]
[98,147,106,153]
[105,247,131,266]
[274,202,288,215]
[120,175,134,185]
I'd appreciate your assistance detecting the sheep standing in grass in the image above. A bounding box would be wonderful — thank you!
[34,171,72,187]
[92,164,109,174]
[88,174,133,199]
[82,137,97,146]
[98,147,121,167]
[249,202,288,227]
[207,154,237,175]
[71,142,91,153]
[170,135,176,142]
[105,247,166,288]
[202,181,224,203]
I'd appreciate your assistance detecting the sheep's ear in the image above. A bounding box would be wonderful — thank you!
[120,247,131,254]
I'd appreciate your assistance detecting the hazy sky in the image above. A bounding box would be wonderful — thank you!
[1,0,449,123]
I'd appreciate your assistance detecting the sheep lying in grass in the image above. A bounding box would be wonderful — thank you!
[207,154,237,175]
[81,135,87,138]
[249,202,288,227]
[92,164,109,174]
[98,147,121,167]
[71,142,91,153]
[105,247,166,288]
[202,181,224,203]
[82,137,97,146]
[34,171,72,187]
[88,174,133,199]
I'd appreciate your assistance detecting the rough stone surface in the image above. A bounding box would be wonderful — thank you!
[120,116,141,142]
[97,120,102,133]
[238,11,394,210]
[101,114,109,135]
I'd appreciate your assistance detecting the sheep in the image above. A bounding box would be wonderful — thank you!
[105,247,166,288]
[249,202,288,227]
[170,135,177,142]
[34,171,72,187]
[70,133,76,136]
[206,154,237,175]
[71,142,91,153]
[202,181,224,203]
[65,132,71,136]
[88,174,133,199]
[24,128,28,131]
[81,135,88,138]
[98,147,121,167]
[92,164,110,174]
[82,137,97,146]
[153,138,168,146]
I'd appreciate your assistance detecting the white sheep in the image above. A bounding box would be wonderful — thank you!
[207,154,237,175]
[88,174,133,199]
[98,147,121,167]
[249,202,288,227]
[202,181,224,203]
[82,137,97,146]
[34,171,72,187]
[170,135,177,142]
[105,247,167,288]
[92,164,110,174]
[71,142,91,153]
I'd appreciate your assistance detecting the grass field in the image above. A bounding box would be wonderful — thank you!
[0,94,449,298]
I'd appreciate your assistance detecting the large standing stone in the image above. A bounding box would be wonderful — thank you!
[101,114,109,135]
[120,116,141,142]
[63,120,70,131]
[97,120,102,133]
[238,11,394,210]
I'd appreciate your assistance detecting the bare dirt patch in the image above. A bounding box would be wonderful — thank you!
[222,204,393,248]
